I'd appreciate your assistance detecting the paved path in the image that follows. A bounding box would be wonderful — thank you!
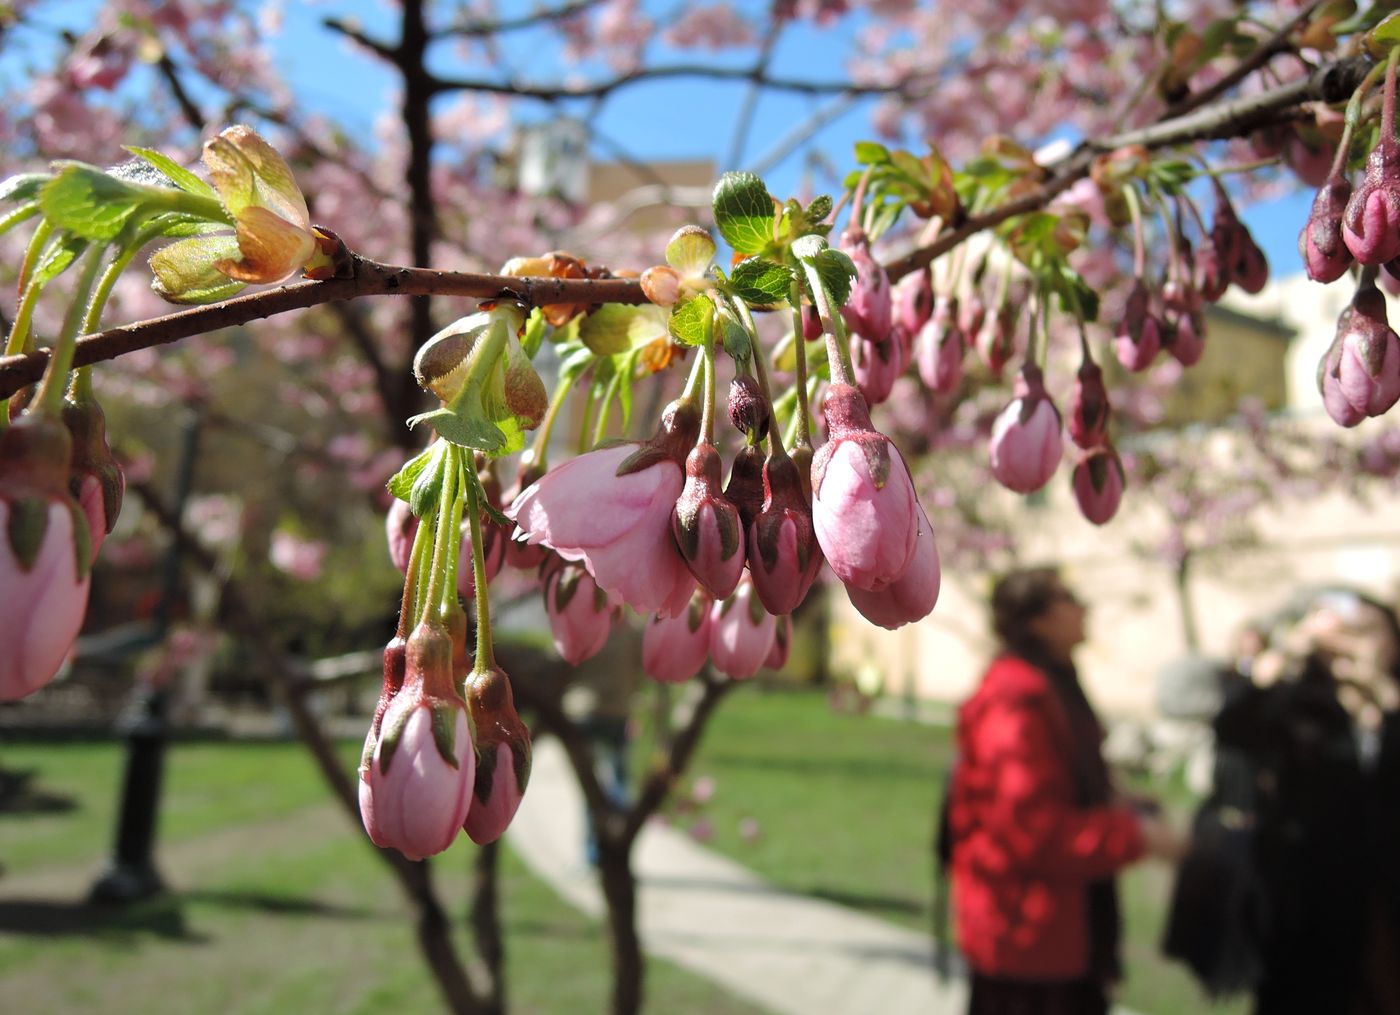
[508,738,967,1015]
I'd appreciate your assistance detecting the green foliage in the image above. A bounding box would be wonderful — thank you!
[792,235,858,309]
[668,294,716,347]
[125,145,219,201]
[727,257,794,307]
[712,172,775,256]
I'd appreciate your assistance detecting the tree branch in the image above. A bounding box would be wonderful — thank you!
[884,53,1372,281]
[430,63,919,102]
[0,257,648,398]
[323,16,399,62]
[435,0,606,39]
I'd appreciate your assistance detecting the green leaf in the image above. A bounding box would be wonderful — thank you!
[0,174,50,205]
[667,294,715,347]
[520,307,548,359]
[149,235,246,304]
[617,347,638,428]
[557,340,597,385]
[406,406,506,454]
[793,236,858,309]
[712,172,775,256]
[805,194,833,225]
[32,232,90,286]
[716,304,752,364]
[728,257,794,306]
[1372,12,1400,48]
[665,225,716,276]
[125,146,218,201]
[855,141,890,165]
[387,441,441,506]
[40,163,149,241]
[579,304,642,356]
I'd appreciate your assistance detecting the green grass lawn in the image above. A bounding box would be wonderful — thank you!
[677,685,1246,1015]
[0,737,763,1015]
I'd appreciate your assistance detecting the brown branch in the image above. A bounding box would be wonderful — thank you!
[436,0,606,38]
[1165,0,1326,120]
[622,671,733,844]
[0,257,648,398]
[884,53,1372,281]
[155,52,206,134]
[322,17,399,62]
[430,63,920,102]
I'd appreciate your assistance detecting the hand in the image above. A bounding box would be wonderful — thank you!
[1138,813,1188,864]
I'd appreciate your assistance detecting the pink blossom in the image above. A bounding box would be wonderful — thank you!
[845,502,940,630]
[1067,359,1110,450]
[892,267,933,336]
[1071,446,1126,525]
[839,228,893,342]
[811,385,920,592]
[747,454,823,616]
[1300,176,1354,284]
[360,623,475,861]
[508,401,699,616]
[386,498,416,572]
[643,591,714,683]
[0,416,92,702]
[543,559,616,665]
[463,665,532,845]
[851,332,902,405]
[1319,286,1400,427]
[989,365,1063,494]
[671,443,745,600]
[915,296,964,394]
[709,578,776,680]
[976,304,1017,377]
[270,529,326,582]
[1344,134,1400,265]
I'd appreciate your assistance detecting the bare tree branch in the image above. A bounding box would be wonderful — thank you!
[435,0,607,39]
[0,258,649,398]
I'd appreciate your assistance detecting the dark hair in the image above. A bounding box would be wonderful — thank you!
[991,566,1068,657]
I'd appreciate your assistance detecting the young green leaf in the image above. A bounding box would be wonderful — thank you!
[407,406,506,454]
[729,257,794,306]
[41,164,148,242]
[0,174,50,205]
[792,235,858,308]
[125,146,219,201]
[31,232,90,286]
[855,141,891,165]
[668,294,716,347]
[580,304,642,356]
[712,172,775,256]
[387,441,442,506]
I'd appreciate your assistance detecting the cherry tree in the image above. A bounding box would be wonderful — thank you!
[3,2,1399,1013]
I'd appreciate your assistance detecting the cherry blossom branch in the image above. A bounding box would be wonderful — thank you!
[0,257,650,398]
[1165,0,1325,119]
[427,63,921,102]
[434,0,606,38]
[884,53,1372,281]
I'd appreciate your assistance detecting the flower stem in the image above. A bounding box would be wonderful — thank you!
[1122,183,1147,279]
[418,443,460,629]
[786,281,813,449]
[700,315,716,445]
[1383,45,1400,144]
[801,263,855,387]
[35,246,105,416]
[398,491,437,636]
[463,456,495,672]
[732,295,786,457]
[528,370,578,470]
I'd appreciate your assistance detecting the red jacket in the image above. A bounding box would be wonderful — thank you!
[950,655,1144,980]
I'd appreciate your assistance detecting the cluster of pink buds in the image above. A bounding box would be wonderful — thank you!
[642,580,793,683]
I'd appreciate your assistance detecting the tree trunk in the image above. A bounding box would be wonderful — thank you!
[597,831,644,1015]
[470,840,506,1015]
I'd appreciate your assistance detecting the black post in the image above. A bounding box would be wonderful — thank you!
[90,407,200,904]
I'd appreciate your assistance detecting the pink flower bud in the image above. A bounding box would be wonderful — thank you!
[766,614,793,670]
[1194,236,1229,303]
[672,443,746,599]
[1318,282,1400,426]
[0,415,92,702]
[543,558,616,664]
[728,375,770,441]
[892,267,933,335]
[976,304,1017,377]
[386,498,416,573]
[1300,176,1355,284]
[1115,302,1162,374]
[360,621,475,860]
[641,265,682,306]
[850,332,902,405]
[959,294,987,343]
[845,502,940,630]
[1344,135,1400,265]
[801,303,824,340]
[709,578,776,680]
[1167,309,1206,367]
[507,399,699,616]
[1071,446,1126,525]
[811,384,920,591]
[1233,229,1269,295]
[1286,129,1336,188]
[724,443,766,533]
[747,453,823,616]
[839,227,893,341]
[989,365,1063,494]
[1068,359,1110,450]
[643,591,713,683]
[916,296,965,394]
[463,665,532,845]
[62,391,123,563]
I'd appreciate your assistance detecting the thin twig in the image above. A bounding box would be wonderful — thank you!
[435,0,606,39]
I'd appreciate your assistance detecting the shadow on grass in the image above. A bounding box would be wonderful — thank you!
[0,890,372,942]
[0,769,77,816]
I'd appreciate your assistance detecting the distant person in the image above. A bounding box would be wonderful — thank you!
[948,566,1183,1015]
[1203,589,1400,1014]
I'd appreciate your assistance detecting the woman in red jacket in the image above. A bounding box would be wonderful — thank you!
[949,567,1181,1015]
